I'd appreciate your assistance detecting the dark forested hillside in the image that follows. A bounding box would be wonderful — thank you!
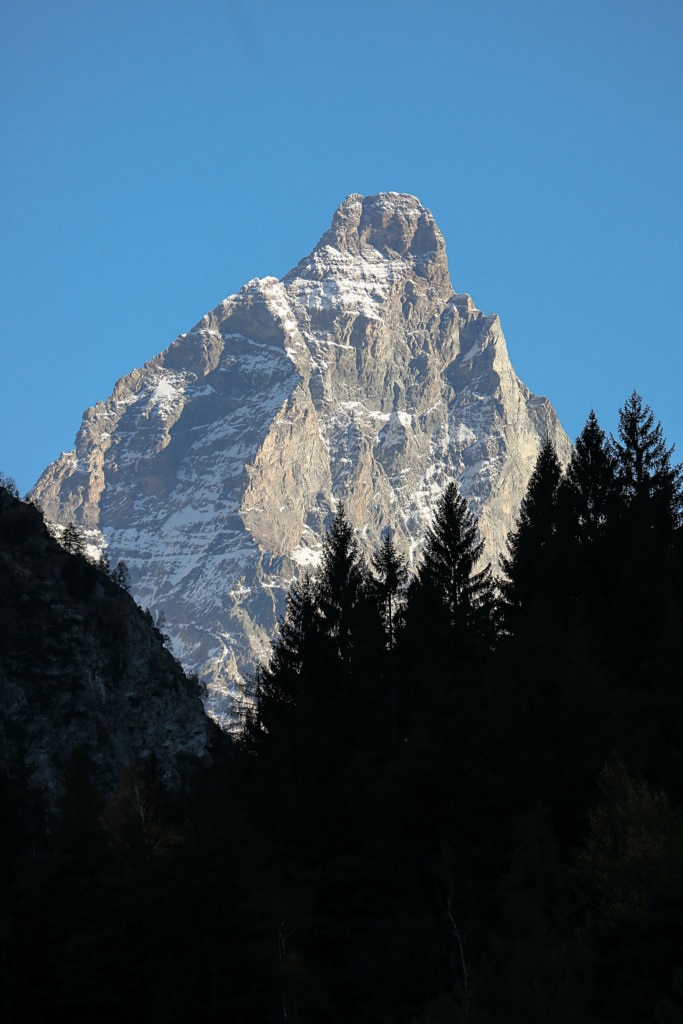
[0,484,215,801]
[3,392,683,1022]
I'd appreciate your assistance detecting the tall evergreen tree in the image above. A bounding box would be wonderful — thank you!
[244,504,382,768]
[371,530,409,651]
[613,390,683,538]
[315,502,369,665]
[555,411,622,634]
[561,409,620,547]
[369,531,409,758]
[501,438,563,630]
[243,570,320,754]
[604,394,683,766]
[495,440,591,835]
[410,481,495,647]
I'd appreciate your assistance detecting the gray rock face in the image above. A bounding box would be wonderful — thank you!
[33,193,572,724]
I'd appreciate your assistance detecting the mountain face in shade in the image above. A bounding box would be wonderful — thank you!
[0,486,215,802]
[33,193,571,724]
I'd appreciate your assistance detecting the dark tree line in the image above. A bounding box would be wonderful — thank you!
[3,391,683,1021]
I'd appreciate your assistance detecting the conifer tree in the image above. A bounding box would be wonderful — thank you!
[0,471,19,498]
[371,530,409,651]
[613,390,683,538]
[556,411,621,626]
[313,503,390,757]
[315,502,369,664]
[110,560,131,592]
[561,409,620,547]
[607,394,683,697]
[501,438,563,630]
[61,520,85,556]
[409,481,495,648]
[245,505,378,762]
[244,571,319,751]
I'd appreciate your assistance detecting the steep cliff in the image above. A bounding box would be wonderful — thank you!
[33,193,571,722]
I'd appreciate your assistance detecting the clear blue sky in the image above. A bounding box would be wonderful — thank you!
[2,0,682,496]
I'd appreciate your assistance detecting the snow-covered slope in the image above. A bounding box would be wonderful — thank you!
[33,193,571,724]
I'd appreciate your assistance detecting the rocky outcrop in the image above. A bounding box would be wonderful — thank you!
[33,193,572,724]
[0,486,216,802]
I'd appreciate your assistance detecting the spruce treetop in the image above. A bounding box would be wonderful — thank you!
[613,391,683,534]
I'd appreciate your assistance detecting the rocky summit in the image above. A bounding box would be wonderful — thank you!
[33,193,572,724]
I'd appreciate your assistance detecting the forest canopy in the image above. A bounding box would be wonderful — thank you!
[3,392,683,1022]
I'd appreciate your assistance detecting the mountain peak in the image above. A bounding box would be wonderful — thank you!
[33,194,571,725]
[315,192,446,262]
